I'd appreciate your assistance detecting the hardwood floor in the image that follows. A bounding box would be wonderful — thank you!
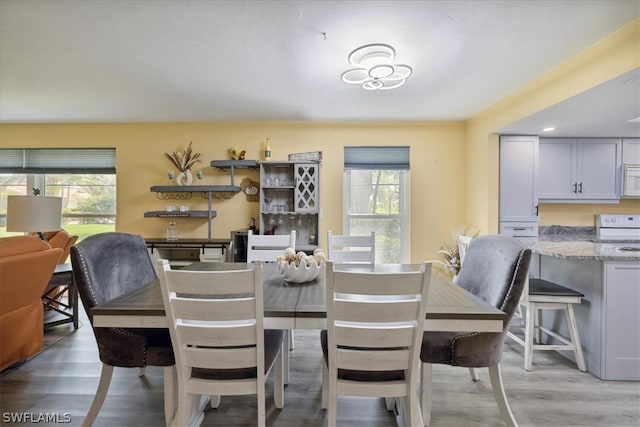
[1,307,638,427]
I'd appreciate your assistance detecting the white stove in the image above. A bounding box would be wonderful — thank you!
[596,214,640,254]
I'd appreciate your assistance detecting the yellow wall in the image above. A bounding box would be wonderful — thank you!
[1,19,638,259]
[0,121,466,262]
[466,18,640,233]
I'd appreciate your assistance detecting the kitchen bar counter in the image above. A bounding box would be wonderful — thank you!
[533,240,640,261]
[519,226,640,380]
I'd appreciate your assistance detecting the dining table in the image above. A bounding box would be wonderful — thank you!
[90,262,506,427]
[91,262,506,332]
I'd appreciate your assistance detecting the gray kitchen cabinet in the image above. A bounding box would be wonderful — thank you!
[602,261,640,380]
[622,138,640,164]
[499,135,538,236]
[538,138,622,201]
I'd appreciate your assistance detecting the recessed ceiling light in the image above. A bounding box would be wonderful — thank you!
[628,117,640,123]
[543,127,555,132]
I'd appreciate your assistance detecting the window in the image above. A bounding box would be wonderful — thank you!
[0,149,116,240]
[343,146,410,263]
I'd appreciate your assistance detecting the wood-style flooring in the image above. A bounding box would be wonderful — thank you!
[1,306,639,427]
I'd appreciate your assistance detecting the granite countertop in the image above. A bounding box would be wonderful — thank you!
[524,226,640,262]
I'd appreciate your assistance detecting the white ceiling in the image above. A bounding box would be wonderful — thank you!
[1,0,639,137]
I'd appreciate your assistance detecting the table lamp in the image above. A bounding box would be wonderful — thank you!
[6,195,63,241]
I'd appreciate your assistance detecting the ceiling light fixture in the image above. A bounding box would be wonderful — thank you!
[341,43,413,91]
[543,127,556,132]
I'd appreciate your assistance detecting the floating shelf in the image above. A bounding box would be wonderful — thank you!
[144,210,216,218]
[150,185,240,193]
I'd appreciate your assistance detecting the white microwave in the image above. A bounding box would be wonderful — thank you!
[623,164,640,197]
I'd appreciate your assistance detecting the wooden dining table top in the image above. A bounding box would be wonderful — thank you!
[90,262,506,332]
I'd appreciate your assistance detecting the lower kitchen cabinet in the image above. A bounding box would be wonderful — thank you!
[537,255,640,380]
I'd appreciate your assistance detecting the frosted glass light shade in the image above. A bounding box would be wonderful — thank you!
[6,195,63,232]
[341,43,412,91]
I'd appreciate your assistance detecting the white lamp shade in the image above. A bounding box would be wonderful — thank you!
[6,195,63,232]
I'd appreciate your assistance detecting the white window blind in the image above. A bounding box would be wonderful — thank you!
[344,146,410,170]
[0,148,116,174]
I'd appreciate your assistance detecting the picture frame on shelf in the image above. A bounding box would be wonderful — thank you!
[288,151,322,162]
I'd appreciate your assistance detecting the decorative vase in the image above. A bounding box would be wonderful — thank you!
[176,169,193,186]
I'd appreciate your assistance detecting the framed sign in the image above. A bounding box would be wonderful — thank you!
[288,151,322,162]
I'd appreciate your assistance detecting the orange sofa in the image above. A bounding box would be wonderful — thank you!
[0,236,62,371]
[30,230,78,263]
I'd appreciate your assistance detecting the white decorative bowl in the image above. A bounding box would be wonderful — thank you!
[277,259,325,283]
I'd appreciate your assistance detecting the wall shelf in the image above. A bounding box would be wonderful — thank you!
[143,210,216,218]
[146,165,253,239]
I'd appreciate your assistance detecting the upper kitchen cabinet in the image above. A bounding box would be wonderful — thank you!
[538,138,622,202]
[500,136,539,224]
[622,138,640,164]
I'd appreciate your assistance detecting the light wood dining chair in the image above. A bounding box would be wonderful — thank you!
[321,261,433,427]
[326,230,375,264]
[246,229,296,263]
[420,234,531,427]
[246,229,297,364]
[156,260,285,427]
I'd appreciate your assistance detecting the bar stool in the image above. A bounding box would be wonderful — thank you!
[508,278,586,371]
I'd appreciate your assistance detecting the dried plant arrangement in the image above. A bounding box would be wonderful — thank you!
[435,226,479,277]
[164,141,201,172]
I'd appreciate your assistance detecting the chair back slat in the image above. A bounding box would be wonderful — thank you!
[334,299,420,323]
[337,348,411,371]
[184,345,258,370]
[333,271,424,295]
[335,324,415,348]
[166,269,256,294]
[172,297,256,322]
[177,322,257,347]
[327,231,375,264]
[247,230,296,263]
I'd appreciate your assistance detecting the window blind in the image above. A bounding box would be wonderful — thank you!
[0,148,116,173]
[344,146,410,170]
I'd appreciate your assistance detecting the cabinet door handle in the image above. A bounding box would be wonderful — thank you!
[513,228,527,231]
[573,182,578,194]
[535,205,539,216]
[578,182,583,193]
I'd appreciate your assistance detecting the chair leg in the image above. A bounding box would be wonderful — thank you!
[420,362,433,426]
[82,363,114,427]
[488,365,518,427]
[283,332,290,385]
[468,367,480,381]
[321,362,328,409]
[210,395,221,409]
[327,366,337,427]
[163,366,176,427]
[524,302,535,371]
[385,397,395,411]
[176,393,194,427]
[565,304,587,372]
[274,341,284,409]
[138,367,146,377]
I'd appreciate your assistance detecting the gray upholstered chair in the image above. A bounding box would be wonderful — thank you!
[71,232,175,427]
[420,234,531,427]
